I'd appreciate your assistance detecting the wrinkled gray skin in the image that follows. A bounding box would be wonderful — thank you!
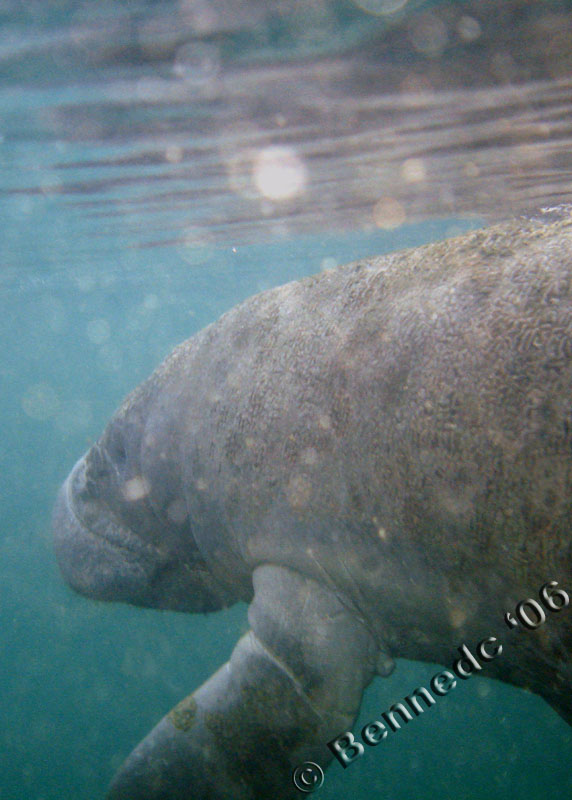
[54,207,572,799]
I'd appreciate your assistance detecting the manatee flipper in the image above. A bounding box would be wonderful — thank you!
[107,565,380,799]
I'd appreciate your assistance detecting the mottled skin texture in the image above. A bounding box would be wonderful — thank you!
[54,207,572,799]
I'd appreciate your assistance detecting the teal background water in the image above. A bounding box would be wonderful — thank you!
[2,2,572,799]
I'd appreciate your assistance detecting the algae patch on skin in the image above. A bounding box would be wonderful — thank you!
[169,695,197,732]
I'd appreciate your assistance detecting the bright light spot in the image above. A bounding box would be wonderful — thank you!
[165,145,184,163]
[173,41,220,86]
[253,146,307,201]
[457,15,482,43]
[22,383,60,421]
[409,13,448,57]
[226,370,242,389]
[449,606,468,629]
[75,273,96,293]
[401,158,427,184]
[40,175,63,196]
[300,447,319,466]
[317,413,332,430]
[464,161,480,178]
[286,474,312,511]
[97,343,123,373]
[400,73,435,104]
[143,293,159,311]
[87,318,111,345]
[373,197,406,229]
[122,476,151,502]
[320,256,338,271]
[178,227,215,266]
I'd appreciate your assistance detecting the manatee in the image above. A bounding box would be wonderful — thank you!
[54,206,572,799]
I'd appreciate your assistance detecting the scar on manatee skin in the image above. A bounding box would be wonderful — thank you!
[168,695,197,732]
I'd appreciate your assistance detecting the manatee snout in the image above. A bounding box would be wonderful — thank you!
[53,455,157,604]
[53,447,234,613]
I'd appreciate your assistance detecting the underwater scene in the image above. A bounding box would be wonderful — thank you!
[2,1,572,798]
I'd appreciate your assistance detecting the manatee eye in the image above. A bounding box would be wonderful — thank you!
[109,434,127,468]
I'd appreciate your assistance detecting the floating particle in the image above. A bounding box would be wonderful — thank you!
[87,318,111,345]
[22,383,60,421]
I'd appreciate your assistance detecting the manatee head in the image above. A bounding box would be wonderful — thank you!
[53,381,234,613]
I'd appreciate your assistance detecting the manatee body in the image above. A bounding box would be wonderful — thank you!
[54,207,572,799]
